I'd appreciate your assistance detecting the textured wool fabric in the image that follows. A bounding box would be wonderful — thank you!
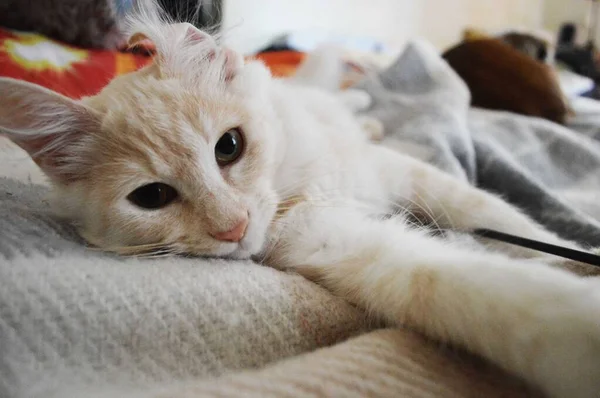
[50,330,542,398]
[0,174,373,398]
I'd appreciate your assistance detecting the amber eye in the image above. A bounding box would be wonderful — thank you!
[127,183,178,209]
[215,128,244,166]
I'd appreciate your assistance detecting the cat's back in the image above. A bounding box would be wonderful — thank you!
[272,80,367,145]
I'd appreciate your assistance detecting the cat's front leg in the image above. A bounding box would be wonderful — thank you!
[267,203,600,398]
[372,146,585,257]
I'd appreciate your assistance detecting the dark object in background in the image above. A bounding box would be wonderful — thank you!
[555,23,600,89]
[0,0,123,49]
[0,0,223,50]
[159,0,222,29]
[555,23,600,100]
[500,32,550,63]
[554,0,600,97]
[443,39,569,124]
[558,23,577,45]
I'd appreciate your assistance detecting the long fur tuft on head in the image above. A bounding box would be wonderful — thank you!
[122,0,232,87]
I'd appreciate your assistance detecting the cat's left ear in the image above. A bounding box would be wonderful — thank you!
[0,78,99,183]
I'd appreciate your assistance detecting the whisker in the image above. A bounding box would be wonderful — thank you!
[409,179,455,230]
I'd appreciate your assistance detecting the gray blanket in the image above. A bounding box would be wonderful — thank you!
[357,40,600,247]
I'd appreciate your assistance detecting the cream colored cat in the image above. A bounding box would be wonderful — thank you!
[1,18,600,398]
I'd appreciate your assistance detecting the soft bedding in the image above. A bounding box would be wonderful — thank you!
[357,41,600,247]
[0,37,599,398]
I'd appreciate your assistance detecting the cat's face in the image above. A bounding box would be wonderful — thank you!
[0,23,280,259]
[76,65,278,258]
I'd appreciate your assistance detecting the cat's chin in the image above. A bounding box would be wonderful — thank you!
[228,233,268,260]
[226,248,254,260]
[212,226,269,261]
[221,203,274,260]
[214,241,263,261]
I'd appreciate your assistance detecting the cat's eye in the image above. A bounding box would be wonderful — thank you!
[215,128,244,166]
[127,183,178,209]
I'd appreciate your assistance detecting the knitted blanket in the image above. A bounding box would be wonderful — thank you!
[52,330,541,398]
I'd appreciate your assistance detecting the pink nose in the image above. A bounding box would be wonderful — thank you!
[211,218,248,242]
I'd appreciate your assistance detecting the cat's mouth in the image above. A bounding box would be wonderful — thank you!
[183,208,272,260]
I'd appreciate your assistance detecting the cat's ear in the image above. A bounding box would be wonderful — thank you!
[0,78,99,184]
[127,32,157,54]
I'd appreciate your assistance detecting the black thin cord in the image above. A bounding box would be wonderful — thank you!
[473,229,600,267]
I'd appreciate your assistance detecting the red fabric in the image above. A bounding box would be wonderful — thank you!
[252,51,306,77]
[0,28,152,99]
[0,28,307,100]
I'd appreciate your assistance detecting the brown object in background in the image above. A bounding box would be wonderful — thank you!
[442,39,569,124]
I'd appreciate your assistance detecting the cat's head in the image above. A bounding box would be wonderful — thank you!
[0,23,280,259]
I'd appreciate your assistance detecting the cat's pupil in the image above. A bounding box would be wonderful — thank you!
[127,183,178,210]
[215,128,244,166]
[217,133,236,155]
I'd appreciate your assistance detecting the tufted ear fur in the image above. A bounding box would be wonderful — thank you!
[128,22,215,65]
[126,20,242,83]
[0,77,100,184]
[127,22,210,55]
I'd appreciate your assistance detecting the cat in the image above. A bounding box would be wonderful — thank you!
[1,14,600,398]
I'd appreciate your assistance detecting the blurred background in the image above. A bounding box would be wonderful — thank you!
[222,0,545,54]
[219,0,596,54]
[2,0,600,104]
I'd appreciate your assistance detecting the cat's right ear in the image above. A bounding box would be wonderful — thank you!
[0,78,99,184]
